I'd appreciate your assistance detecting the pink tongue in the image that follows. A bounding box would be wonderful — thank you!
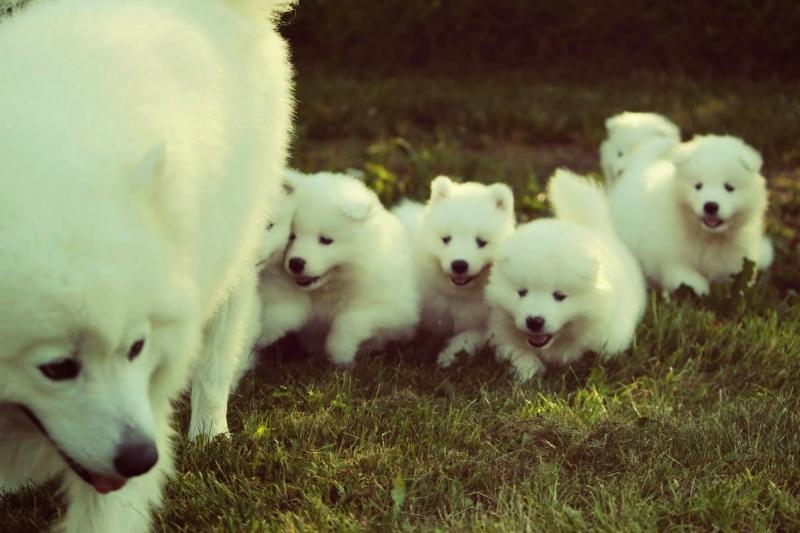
[705,216,722,227]
[529,334,550,345]
[91,475,127,494]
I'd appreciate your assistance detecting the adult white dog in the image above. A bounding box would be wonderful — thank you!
[609,135,772,296]
[487,170,646,382]
[0,0,294,531]
[393,177,516,367]
[600,112,681,187]
[268,171,420,366]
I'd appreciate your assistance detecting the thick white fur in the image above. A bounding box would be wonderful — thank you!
[600,112,681,187]
[486,170,646,382]
[393,177,516,367]
[609,135,772,296]
[261,171,420,366]
[0,0,294,532]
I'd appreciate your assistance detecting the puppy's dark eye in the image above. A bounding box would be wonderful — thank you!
[553,291,567,302]
[128,339,145,361]
[725,183,735,192]
[319,235,334,245]
[288,232,296,241]
[476,238,488,248]
[518,288,528,297]
[39,358,81,382]
[617,151,623,158]
[442,236,451,245]
[695,183,703,191]
[265,221,275,231]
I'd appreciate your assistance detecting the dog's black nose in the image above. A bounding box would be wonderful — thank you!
[451,260,469,275]
[526,316,545,332]
[703,202,719,215]
[288,257,305,274]
[114,440,158,478]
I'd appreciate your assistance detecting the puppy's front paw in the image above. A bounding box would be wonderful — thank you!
[436,348,459,368]
[326,337,357,369]
[188,416,230,442]
[510,355,544,383]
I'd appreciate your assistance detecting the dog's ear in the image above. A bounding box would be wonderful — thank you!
[430,175,454,203]
[738,144,763,173]
[131,142,166,189]
[488,183,514,212]
[337,187,378,221]
[669,139,696,167]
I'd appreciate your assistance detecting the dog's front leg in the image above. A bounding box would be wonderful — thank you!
[189,270,259,440]
[661,263,710,296]
[325,309,383,368]
[436,329,488,368]
[493,343,545,383]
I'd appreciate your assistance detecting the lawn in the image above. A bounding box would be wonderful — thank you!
[1,69,799,532]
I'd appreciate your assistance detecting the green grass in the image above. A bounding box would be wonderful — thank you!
[2,70,799,532]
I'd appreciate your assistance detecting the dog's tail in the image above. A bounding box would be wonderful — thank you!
[547,169,614,235]
[224,0,296,19]
[391,199,424,236]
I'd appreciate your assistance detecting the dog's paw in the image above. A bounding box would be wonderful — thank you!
[436,348,459,368]
[510,356,545,383]
[187,417,230,442]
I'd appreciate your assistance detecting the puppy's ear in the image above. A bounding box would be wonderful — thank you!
[738,144,763,173]
[337,187,378,221]
[488,183,514,212]
[131,142,166,189]
[669,139,697,167]
[430,175,454,203]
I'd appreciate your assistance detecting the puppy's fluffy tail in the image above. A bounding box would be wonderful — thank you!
[547,169,614,235]
[391,199,424,236]
[224,0,296,18]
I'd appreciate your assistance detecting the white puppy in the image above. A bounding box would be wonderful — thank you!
[600,112,681,186]
[487,170,646,382]
[270,171,420,367]
[394,177,516,367]
[0,1,294,532]
[609,135,772,296]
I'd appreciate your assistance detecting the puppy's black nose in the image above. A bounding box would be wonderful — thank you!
[451,260,469,275]
[288,257,305,274]
[703,202,719,215]
[114,440,158,478]
[526,316,545,332]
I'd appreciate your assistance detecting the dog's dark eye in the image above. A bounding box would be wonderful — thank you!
[518,288,528,297]
[476,238,488,248]
[695,183,703,191]
[265,221,275,231]
[442,236,451,245]
[288,232,296,241]
[39,358,81,382]
[617,151,623,158]
[553,291,567,302]
[128,339,145,361]
[319,235,334,245]
[725,183,735,192]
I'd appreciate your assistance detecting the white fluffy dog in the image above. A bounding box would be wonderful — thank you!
[393,177,516,367]
[609,135,773,296]
[486,170,646,382]
[600,112,681,187]
[264,171,420,366]
[0,0,294,531]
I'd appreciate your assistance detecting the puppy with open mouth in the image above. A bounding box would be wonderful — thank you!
[609,134,773,296]
[255,171,420,368]
[486,170,646,382]
[392,176,516,368]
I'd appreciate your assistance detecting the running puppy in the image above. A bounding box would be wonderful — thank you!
[487,170,646,382]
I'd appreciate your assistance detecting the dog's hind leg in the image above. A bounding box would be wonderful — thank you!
[189,270,259,440]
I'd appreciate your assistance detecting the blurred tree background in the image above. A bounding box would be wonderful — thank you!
[282,0,800,78]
